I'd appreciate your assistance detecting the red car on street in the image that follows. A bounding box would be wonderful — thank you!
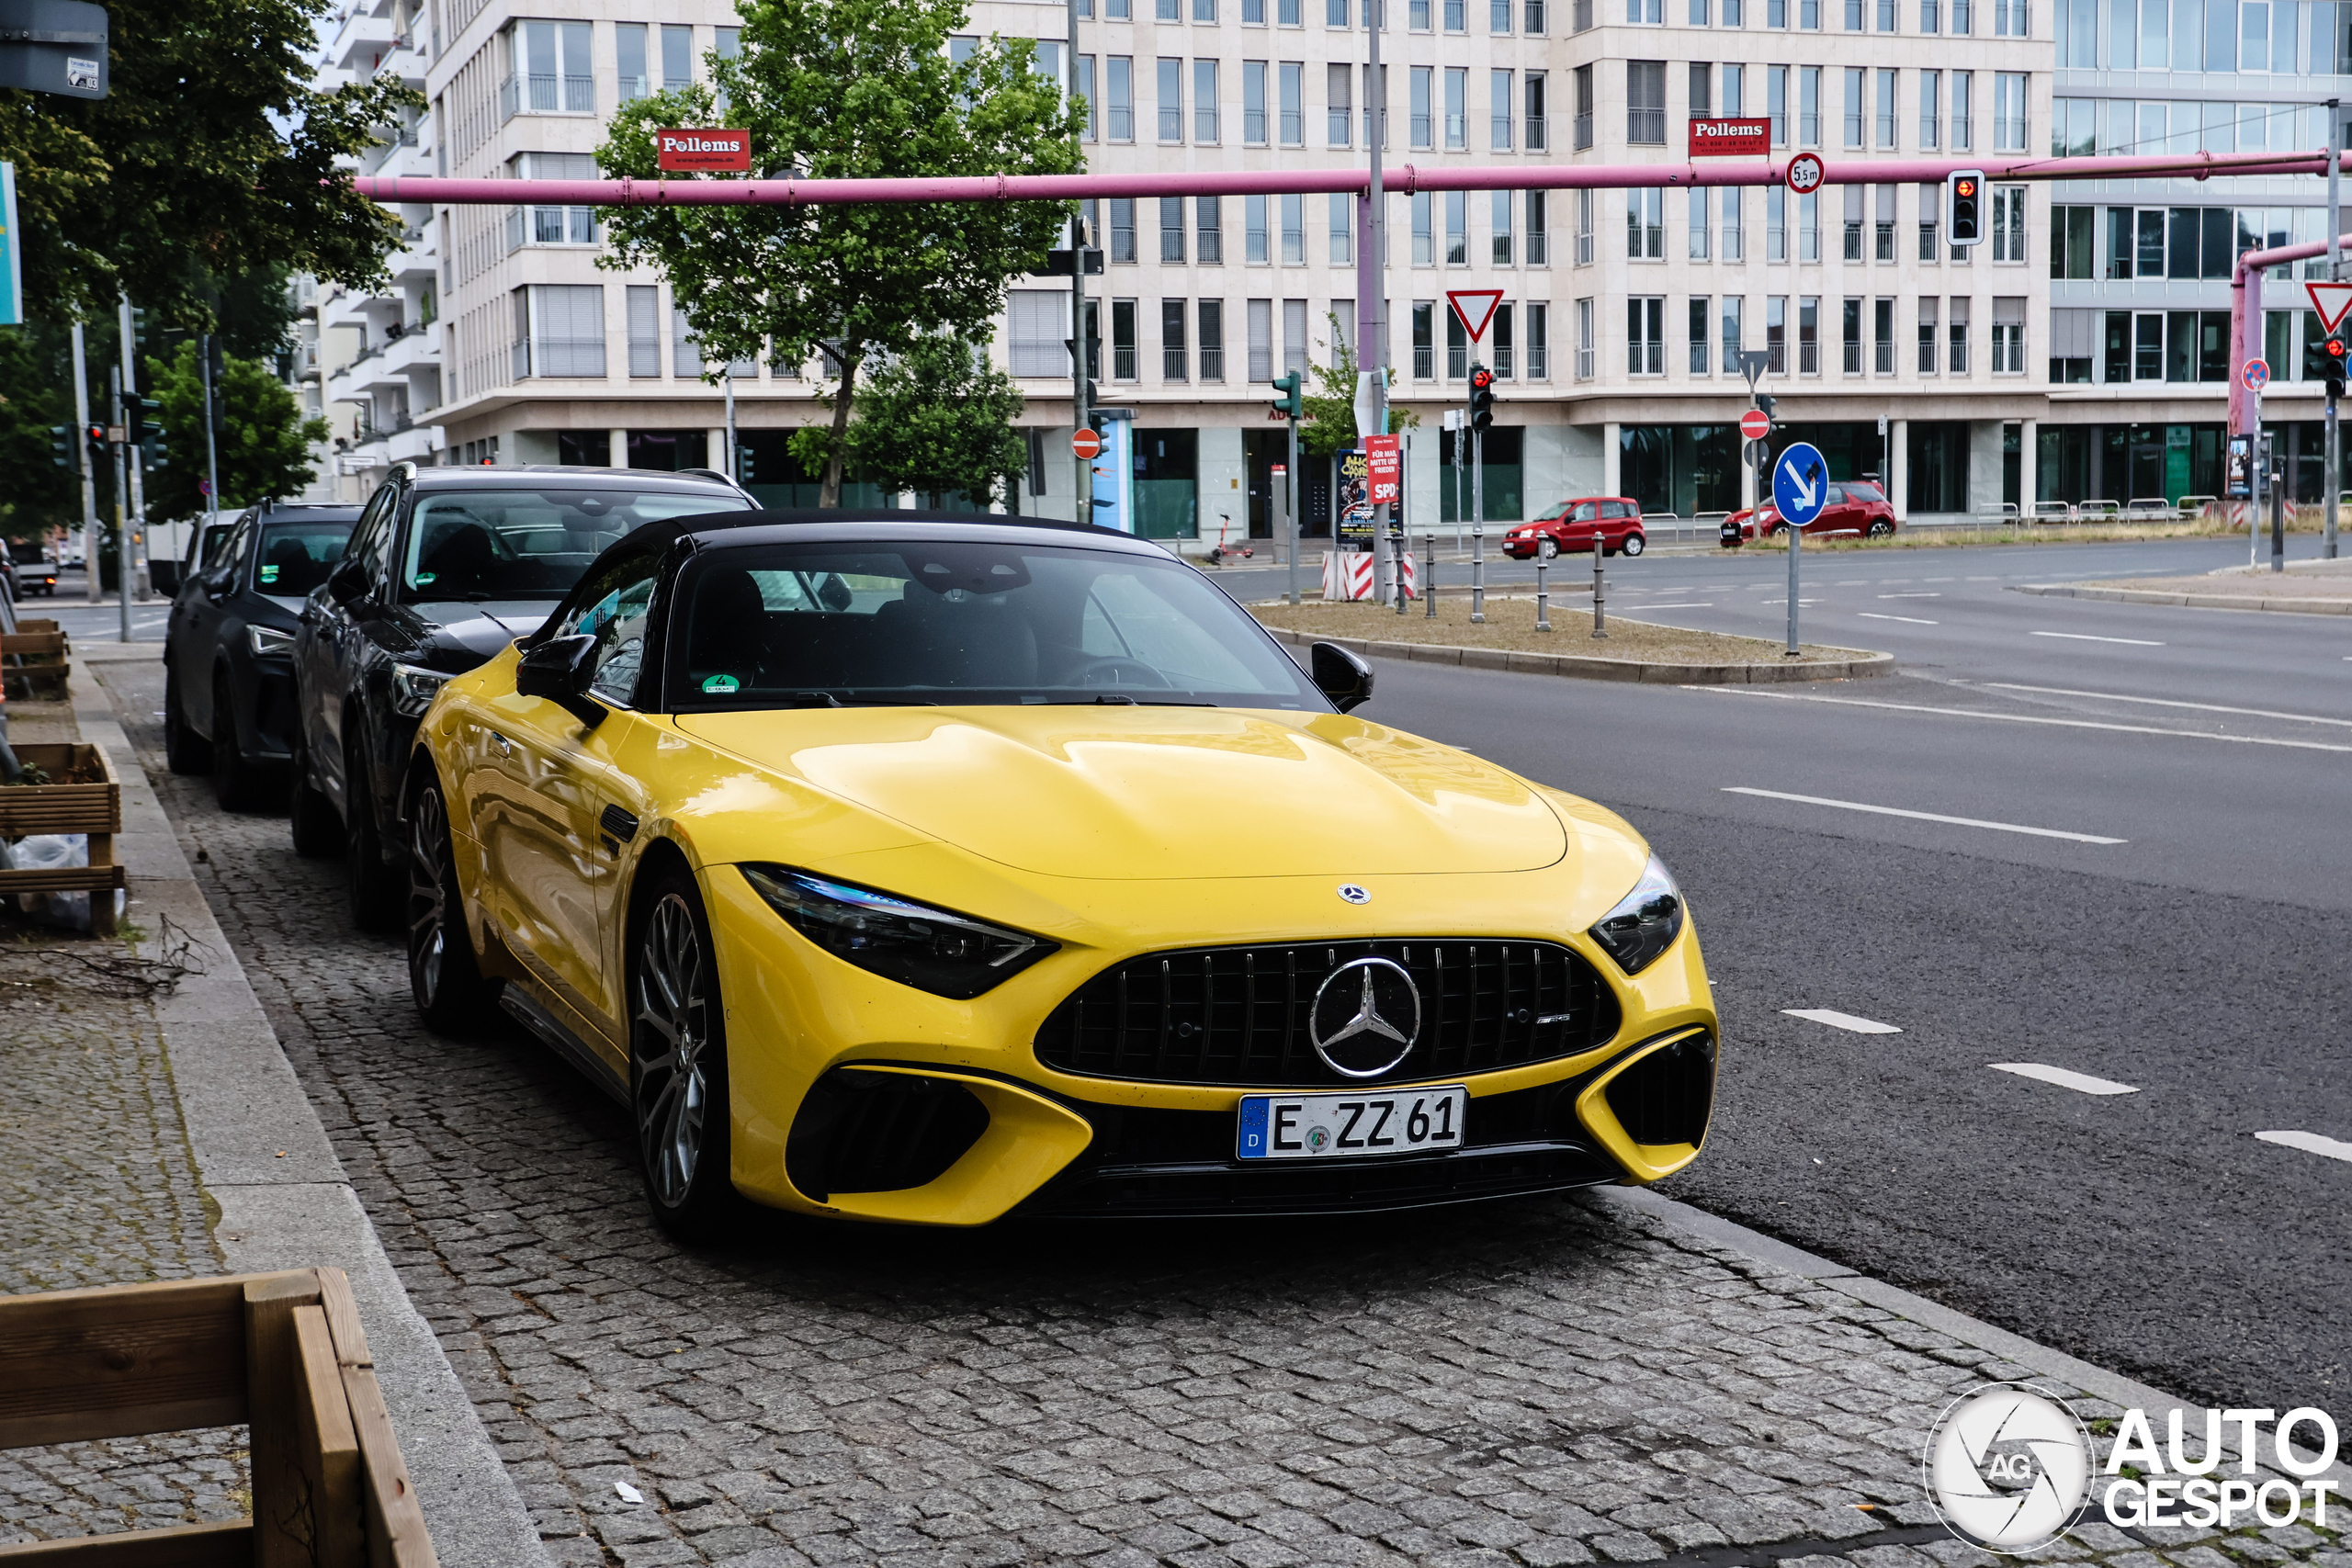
[1721,479,1898,546]
[1503,496,1648,559]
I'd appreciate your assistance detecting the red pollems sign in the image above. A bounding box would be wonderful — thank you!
[1688,117,1770,157]
[656,129,752,173]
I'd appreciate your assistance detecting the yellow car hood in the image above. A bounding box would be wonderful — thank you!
[673,705,1566,880]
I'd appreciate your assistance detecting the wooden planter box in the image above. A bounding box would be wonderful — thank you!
[0,741,123,936]
[2,631,68,702]
[0,1268,437,1567]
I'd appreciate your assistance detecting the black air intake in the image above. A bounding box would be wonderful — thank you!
[1601,1032,1716,1147]
[786,1068,989,1202]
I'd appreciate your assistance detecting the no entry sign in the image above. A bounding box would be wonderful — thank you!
[1071,427,1102,460]
[657,130,751,173]
[1740,408,1771,441]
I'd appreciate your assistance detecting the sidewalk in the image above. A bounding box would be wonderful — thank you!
[2016,557,2352,615]
[0,641,546,1566]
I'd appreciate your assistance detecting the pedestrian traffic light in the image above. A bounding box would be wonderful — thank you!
[1467,363,1496,433]
[1269,370,1304,421]
[1947,171,1984,247]
[50,426,74,468]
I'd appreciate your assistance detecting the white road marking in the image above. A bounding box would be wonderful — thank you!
[1783,1009,1903,1034]
[1697,687,2352,755]
[2030,630,2165,646]
[1879,592,1940,598]
[1984,683,2352,729]
[1637,602,1717,609]
[1722,786,2128,843]
[1858,612,1939,624]
[1990,1063,2139,1096]
[1759,598,1818,604]
[1924,577,1953,581]
[2255,1130,2352,1164]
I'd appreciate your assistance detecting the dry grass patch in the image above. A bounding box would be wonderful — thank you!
[1250,596,1866,665]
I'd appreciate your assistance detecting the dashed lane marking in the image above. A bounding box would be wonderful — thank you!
[1637,602,1717,609]
[1984,683,2352,729]
[2255,1130,2352,1164]
[1858,613,1939,625]
[1697,687,2352,755]
[1990,1063,2140,1096]
[2030,630,2165,646]
[1722,786,2128,843]
[1783,1009,1903,1034]
[1879,592,1941,598]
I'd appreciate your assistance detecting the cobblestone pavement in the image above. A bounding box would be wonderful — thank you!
[0,911,250,1544]
[91,659,2347,1568]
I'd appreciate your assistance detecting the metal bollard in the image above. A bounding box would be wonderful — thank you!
[1424,533,1438,617]
[1535,556,1551,631]
[1591,549,1607,638]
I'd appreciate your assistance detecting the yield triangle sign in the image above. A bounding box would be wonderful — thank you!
[2307,281,2352,334]
[1445,288,1505,344]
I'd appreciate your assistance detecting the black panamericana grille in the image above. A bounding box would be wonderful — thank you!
[1033,939,1622,1089]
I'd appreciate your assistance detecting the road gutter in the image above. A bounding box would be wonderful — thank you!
[72,643,551,1568]
[2013,582,2352,615]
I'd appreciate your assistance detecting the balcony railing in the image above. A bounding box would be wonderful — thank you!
[1627,107,1665,144]
[499,72,593,118]
[1525,114,1546,151]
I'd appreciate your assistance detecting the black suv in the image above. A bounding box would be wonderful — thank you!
[292,463,752,928]
[164,503,364,808]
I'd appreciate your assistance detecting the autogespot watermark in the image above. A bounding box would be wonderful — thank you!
[1923,1383,2343,1553]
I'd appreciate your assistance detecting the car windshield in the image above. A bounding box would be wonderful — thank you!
[255,519,357,598]
[402,488,750,603]
[672,539,1325,710]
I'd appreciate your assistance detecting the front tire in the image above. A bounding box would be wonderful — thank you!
[345,743,401,932]
[630,866,743,1239]
[1537,536,1559,560]
[407,778,490,1031]
[164,662,213,775]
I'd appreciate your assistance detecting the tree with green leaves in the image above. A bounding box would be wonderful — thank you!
[0,325,80,548]
[832,334,1026,509]
[1300,312,1419,459]
[145,340,327,522]
[0,0,419,328]
[597,0,1082,506]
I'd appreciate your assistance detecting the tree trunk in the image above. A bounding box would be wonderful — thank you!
[820,352,859,508]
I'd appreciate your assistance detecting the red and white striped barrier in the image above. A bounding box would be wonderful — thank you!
[1321,550,1418,601]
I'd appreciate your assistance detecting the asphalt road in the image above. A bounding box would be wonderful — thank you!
[1335,536,2350,1433]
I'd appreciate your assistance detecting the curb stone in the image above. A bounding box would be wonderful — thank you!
[2010,583,2352,616]
[72,644,553,1568]
[1262,625,1895,684]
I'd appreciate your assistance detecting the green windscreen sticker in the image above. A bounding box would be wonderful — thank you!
[258,564,279,583]
[701,673,741,694]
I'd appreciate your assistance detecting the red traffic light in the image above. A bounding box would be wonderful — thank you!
[2329,338,2346,359]
[1956,178,1977,197]
[1469,367,1495,391]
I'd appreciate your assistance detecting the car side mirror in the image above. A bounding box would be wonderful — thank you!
[326,558,370,605]
[1310,641,1374,714]
[515,633,605,725]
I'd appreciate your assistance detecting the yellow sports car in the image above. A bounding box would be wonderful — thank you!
[401,512,1717,1235]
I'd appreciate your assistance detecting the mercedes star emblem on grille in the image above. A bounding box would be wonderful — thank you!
[1308,957,1422,1077]
[1337,884,1371,904]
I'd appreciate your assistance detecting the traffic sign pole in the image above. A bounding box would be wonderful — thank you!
[2331,105,2343,558]
[1770,442,1831,657]
[1786,473,1801,655]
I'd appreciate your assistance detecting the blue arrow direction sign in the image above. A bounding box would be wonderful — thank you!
[1772,441,1829,528]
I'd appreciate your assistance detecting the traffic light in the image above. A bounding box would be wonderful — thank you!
[50,426,74,468]
[1947,171,1984,247]
[124,395,166,468]
[736,444,755,483]
[2307,334,2349,399]
[85,423,107,463]
[206,336,228,408]
[1467,363,1496,433]
[1754,393,1777,421]
[1269,370,1304,421]
[130,306,150,355]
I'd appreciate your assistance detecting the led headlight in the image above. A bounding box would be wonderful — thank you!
[390,663,450,717]
[1589,853,1684,976]
[248,625,295,657]
[740,865,1056,999]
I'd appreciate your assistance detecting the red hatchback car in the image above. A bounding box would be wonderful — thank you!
[1721,479,1897,546]
[1503,496,1648,559]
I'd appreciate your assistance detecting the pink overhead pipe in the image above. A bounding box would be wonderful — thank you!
[349,149,2329,209]
[2228,226,2352,435]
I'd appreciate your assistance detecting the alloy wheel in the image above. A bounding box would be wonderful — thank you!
[407,789,452,1006]
[635,893,711,1209]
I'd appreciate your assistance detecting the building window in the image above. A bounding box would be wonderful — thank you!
[1628,61,1667,143]
[1244,60,1269,142]
[1162,299,1190,379]
[1573,64,1594,150]
[1994,0,2024,31]
[1158,58,1182,141]
[1108,57,1134,140]
[1526,71,1547,151]
[1329,193,1353,263]
[1110,197,1137,262]
[1327,62,1351,146]
[1412,301,1436,378]
[1689,296,1712,374]
[626,285,660,377]
[1992,185,2026,261]
[1627,187,1664,259]
[1160,197,1186,262]
[1446,308,1467,378]
[1876,68,1896,148]
[1529,189,1550,265]
[1797,295,1819,372]
[1282,193,1306,264]
[1842,297,1863,374]
[1690,61,1711,118]
[1798,190,1819,261]
[1280,62,1305,142]
[1412,190,1433,264]
[1529,301,1550,378]
[1919,70,1939,148]
[1248,298,1274,379]
[1918,183,1941,259]
[1993,72,2026,152]
[1993,296,2024,372]
[1689,187,1711,260]
[1113,299,1138,378]
[1445,190,1468,264]
[1842,184,1865,260]
[1076,54,1097,141]
[1799,64,1821,146]
[1493,302,1515,375]
[1446,0,1467,26]
[506,152,600,247]
[1921,0,1939,25]
[1951,71,1972,151]
[1283,298,1310,378]
[1195,60,1219,142]
[501,19,592,118]
[1876,184,1896,261]
[1576,187,1594,265]
[1721,187,1743,262]
[1719,294,1744,374]
[1765,295,1787,373]
[1410,66,1433,148]
[1198,197,1224,263]
[1200,300,1226,380]
[1842,66,1864,149]
[1009,290,1067,377]
[1247,195,1270,263]
[1767,185,1786,262]
[1491,69,1514,148]
[1874,296,1894,372]
[1444,66,1469,147]
[1492,191,1515,264]
[1629,296,1664,376]
[1577,297,1596,378]
[1917,297,1939,373]
[1768,63,1787,145]
[514,284,604,377]
[1948,296,1969,374]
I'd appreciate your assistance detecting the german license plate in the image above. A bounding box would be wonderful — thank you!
[1236,1085,1467,1161]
